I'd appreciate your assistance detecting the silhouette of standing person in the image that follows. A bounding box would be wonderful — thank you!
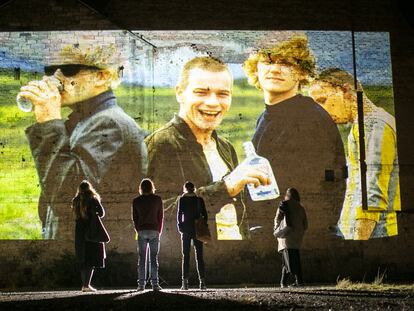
[177,181,208,290]
[72,180,109,292]
[274,188,308,287]
[132,178,164,291]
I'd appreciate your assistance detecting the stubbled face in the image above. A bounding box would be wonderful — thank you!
[177,68,232,131]
[309,81,354,124]
[256,59,301,95]
[53,69,102,106]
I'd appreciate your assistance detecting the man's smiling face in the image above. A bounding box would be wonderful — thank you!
[177,68,232,131]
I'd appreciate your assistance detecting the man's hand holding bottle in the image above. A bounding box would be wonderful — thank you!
[224,141,280,200]
[224,162,271,197]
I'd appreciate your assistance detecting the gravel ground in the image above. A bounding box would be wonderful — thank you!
[1,286,413,310]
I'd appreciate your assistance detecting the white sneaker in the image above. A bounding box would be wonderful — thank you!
[82,285,97,292]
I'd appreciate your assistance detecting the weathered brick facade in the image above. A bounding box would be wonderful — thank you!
[0,0,413,287]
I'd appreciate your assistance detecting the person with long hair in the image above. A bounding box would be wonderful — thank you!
[274,187,308,287]
[177,181,208,290]
[132,178,164,291]
[72,180,108,292]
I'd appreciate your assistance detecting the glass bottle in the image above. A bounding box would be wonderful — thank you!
[242,141,280,201]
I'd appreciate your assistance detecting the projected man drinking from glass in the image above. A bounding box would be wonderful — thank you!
[146,56,270,243]
[17,44,147,240]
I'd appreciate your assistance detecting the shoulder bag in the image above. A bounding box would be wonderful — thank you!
[195,197,212,244]
[85,212,110,243]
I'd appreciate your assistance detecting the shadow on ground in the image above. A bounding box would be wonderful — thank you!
[0,290,266,311]
[1,287,414,310]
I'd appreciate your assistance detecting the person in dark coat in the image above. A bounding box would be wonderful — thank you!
[274,188,308,287]
[72,180,108,292]
[132,178,164,291]
[19,44,147,241]
[177,181,208,290]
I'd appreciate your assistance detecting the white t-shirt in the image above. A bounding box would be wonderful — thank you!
[202,139,242,240]
[202,139,229,181]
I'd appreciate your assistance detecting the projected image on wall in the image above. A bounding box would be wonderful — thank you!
[0,31,399,243]
[307,33,400,240]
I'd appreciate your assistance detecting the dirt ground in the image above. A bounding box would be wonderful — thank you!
[1,286,413,310]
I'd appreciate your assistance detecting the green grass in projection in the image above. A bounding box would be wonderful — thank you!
[116,81,266,156]
[0,70,43,239]
[0,69,395,239]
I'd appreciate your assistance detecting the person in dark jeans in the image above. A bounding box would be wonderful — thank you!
[72,180,108,292]
[177,181,208,290]
[274,188,308,287]
[132,178,164,291]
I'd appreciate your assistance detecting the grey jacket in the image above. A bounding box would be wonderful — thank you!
[26,90,147,240]
[274,199,308,252]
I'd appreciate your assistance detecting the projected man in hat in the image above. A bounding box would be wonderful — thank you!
[18,44,147,240]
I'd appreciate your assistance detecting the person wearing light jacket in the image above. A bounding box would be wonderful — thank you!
[274,188,308,287]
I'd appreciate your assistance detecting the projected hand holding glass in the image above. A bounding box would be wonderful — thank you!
[17,76,63,123]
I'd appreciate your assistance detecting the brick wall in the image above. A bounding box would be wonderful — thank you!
[0,0,413,287]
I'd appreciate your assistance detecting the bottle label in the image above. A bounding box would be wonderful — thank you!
[247,160,280,201]
[242,141,280,201]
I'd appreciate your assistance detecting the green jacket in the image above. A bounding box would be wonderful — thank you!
[145,115,249,238]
